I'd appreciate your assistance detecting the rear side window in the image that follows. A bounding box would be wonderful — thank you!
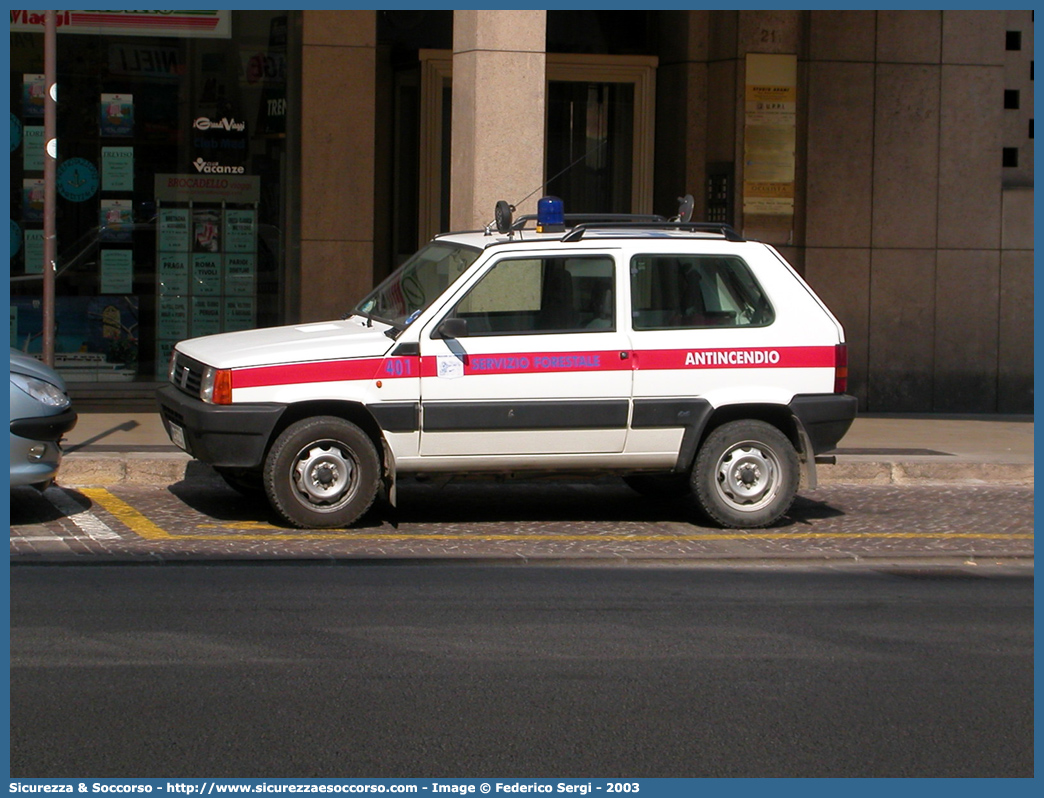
[630,254,774,330]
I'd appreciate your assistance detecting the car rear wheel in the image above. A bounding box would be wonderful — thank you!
[692,419,798,528]
[264,416,381,529]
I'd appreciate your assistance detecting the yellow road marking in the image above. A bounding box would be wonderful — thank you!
[81,488,1034,543]
[81,488,175,541]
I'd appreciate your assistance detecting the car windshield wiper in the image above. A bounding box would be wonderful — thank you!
[343,307,376,326]
[343,309,402,339]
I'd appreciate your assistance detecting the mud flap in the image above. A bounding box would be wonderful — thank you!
[794,419,818,491]
[381,437,397,509]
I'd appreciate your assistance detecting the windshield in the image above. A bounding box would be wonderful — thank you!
[354,241,481,328]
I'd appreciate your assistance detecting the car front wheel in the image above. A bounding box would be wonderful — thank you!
[264,416,381,529]
[692,419,799,528]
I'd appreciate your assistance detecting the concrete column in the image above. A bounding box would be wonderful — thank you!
[866,13,943,412]
[932,10,1006,412]
[998,189,1034,413]
[451,10,546,231]
[804,11,877,409]
[299,11,376,322]
[653,12,709,218]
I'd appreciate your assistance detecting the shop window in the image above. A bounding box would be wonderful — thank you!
[10,11,295,386]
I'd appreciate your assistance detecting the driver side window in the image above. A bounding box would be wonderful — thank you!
[450,256,615,335]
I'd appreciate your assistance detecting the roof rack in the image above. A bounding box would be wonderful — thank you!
[560,221,745,243]
[510,212,668,231]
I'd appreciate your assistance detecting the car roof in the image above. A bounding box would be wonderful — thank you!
[434,221,751,251]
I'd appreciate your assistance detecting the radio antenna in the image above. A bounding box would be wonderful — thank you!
[490,138,610,232]
[511,138,607,210]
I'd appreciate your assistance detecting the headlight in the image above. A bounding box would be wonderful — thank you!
[11,373,71,409]
[200,367,216,402]
[199,367,232,404]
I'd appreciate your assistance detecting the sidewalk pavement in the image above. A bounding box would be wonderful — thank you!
[54,410,1034,489]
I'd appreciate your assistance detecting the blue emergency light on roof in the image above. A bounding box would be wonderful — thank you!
[536,196,565,233]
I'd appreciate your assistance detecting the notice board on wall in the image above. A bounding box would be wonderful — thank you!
[743,54,797,230]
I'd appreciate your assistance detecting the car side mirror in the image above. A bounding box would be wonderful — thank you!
[437,317,468,339]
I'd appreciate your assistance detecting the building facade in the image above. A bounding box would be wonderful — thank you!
[9,9,1034,413]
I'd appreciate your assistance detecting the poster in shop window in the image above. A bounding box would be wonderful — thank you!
[22,74,45,117]
[224,254,255,297]
[224,298,255,331]
[10,295,139,375]
[192,208,221,252]
[156,294,189,379]
[57,157,99,202]
[191,254,222,296]
[156,296,188,341]
[23,229,43,274]
[191,297,223,337]
[99,198,133,241]
[22,126,43,171]
[100,93,134,137]
[224,209,257,252]
[153,176,262,374]
[101,146,134,191]
[100,249,133,293]
[22,179,44,221]
[158,253,189,296]
[158,207,190,252]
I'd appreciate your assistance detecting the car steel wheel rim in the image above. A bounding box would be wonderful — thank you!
[713,440,781,512]
[292,440,356,509]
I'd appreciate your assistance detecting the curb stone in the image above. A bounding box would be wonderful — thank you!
[56,453,1034,489]
[818,461,1034,487]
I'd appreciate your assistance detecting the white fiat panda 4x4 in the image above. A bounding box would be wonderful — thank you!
[158,199,856,529]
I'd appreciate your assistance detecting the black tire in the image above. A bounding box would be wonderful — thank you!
[623,473,691,500]
[214,466,266,498]
[691,420,799,528]
[263,416,381,529]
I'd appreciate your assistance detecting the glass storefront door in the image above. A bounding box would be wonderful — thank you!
[545,79,635,214]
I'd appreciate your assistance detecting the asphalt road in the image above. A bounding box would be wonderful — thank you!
[10,563,1033,778]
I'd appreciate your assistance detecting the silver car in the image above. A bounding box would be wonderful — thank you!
[10,348,78,489]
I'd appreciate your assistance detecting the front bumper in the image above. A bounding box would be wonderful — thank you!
[156,383,286,469]
[9,409,76,488]
[10,408,78,442]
